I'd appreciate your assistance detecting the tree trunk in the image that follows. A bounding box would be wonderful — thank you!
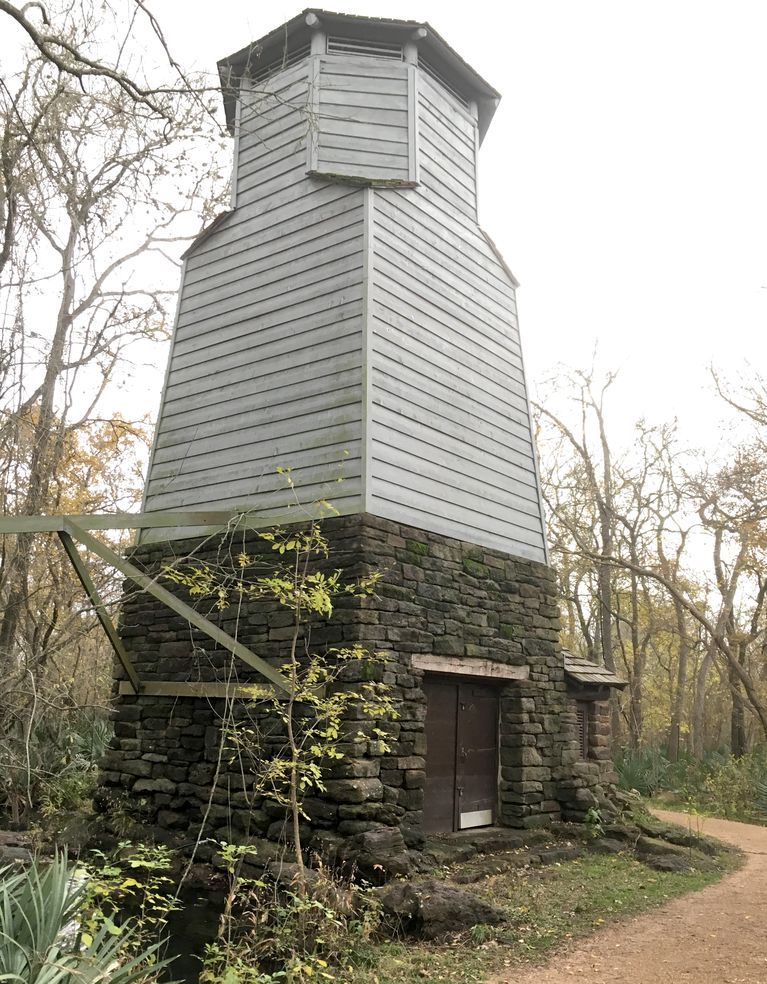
[667,598,690,762]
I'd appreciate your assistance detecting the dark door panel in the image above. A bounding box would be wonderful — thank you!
[424,677,499,833]
[423,679,458,833]
[457,683,498,828]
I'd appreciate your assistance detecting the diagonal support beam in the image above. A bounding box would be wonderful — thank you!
[65,521,291,693]
[58,531,141,696]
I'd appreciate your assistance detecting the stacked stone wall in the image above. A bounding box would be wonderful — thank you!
[99,513,614,861]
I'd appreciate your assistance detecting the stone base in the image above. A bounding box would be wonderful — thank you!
[99,513,617,863]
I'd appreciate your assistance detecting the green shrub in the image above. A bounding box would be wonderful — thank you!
[201,847,380,984]
[0,851,174,983]
[615,747,670,797]
[0,711,113,825]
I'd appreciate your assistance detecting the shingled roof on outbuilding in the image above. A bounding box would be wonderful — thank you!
[563,651,627,689]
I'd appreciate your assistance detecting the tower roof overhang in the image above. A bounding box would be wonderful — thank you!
[217,8,501,142]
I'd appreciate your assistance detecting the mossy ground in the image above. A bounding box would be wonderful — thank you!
[342,831,741,984]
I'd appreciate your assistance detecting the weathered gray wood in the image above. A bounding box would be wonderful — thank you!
[362,67,547,562]
[142,50,547,562]
[143,58,367,532]
[315,56,412,183]
[0,511,248,533]
[117,680,278,699]
[58,531,141,694]
[162,352,362,422]
[67,522,291,691]
[146,474,363,515]
[370,416,542,512]
[412,655,529,681]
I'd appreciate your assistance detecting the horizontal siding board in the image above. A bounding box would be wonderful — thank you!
[419,74,476,143]
[320,73,408,95]
[373,280,527,394]
[237,120,308,175]
[374,208,517,328]
[373,243,522,359]
[151,416,362,483]
[185,187,361,272]
[370,495,546,563]
[235,160,307,203]
[319,148,409,171]
[155,383,362,464]
[371,416,542,519]
[161,356,363,425]
[173,264,363,350]
[372,316,529,423]
[159,371,362,445]
[183,208,363,302]
[320,56,408,79]
[170,311,362,393]
[166,314,361,401]
[371,400,538,492]
[238,90,309,143]
[418,114,475,184]
[372,364,534,455]
[146,474,363,515]
[177,238,362,326]
[321,135,408,159]
[319,118,408,146]
[234,142,307,194]
[421,139,476,205]
[155,384,362,457]
[374,229,521,352]
[374,191,518,299]
[370,475,545,552]
[418,159,475,222]
[320,88,408,109]
[318,103,408,129]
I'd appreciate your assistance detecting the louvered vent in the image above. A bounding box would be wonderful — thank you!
[419,56,470,109]
[576,702,590,760]
[327,36,403,60]
[250,43,312,84]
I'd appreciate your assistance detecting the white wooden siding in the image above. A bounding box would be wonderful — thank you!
[142,53,547,562]
[367,72,547,562]
[142,59,366,538]
[314,56,414,183]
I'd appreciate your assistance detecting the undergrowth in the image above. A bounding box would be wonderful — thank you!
[615,746,767,821]
[345,848,739,984]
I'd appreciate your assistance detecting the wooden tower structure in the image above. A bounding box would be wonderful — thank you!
[95,11,623,862]
[142,10,547,565]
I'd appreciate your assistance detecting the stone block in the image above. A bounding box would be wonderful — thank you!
[322,778,384,804]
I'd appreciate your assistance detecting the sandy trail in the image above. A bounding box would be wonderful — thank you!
[487,810,767,984]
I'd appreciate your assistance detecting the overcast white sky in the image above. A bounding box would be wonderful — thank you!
[147,0,767,451]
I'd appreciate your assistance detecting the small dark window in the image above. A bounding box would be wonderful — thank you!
[576,701,591,760]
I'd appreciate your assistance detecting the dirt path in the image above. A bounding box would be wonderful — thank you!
[487,810,767,984]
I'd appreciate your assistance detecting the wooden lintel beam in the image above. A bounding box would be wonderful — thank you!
[58,531,141,695]
[0,510,265,534]
[412,654,530,681]
[118,680,275,699]
[66,521,291,693]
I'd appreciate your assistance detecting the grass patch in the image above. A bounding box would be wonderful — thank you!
[344,844,740,984]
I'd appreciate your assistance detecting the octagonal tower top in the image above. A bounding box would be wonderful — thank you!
[218,9,501,143]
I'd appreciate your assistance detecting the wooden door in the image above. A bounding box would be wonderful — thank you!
[423,679,458,834]
[423,678,499,833]
[456,683,499,829]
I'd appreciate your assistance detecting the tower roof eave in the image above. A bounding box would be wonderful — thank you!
[217,8,501,140]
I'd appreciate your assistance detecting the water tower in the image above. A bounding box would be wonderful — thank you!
[101,11,620,864]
